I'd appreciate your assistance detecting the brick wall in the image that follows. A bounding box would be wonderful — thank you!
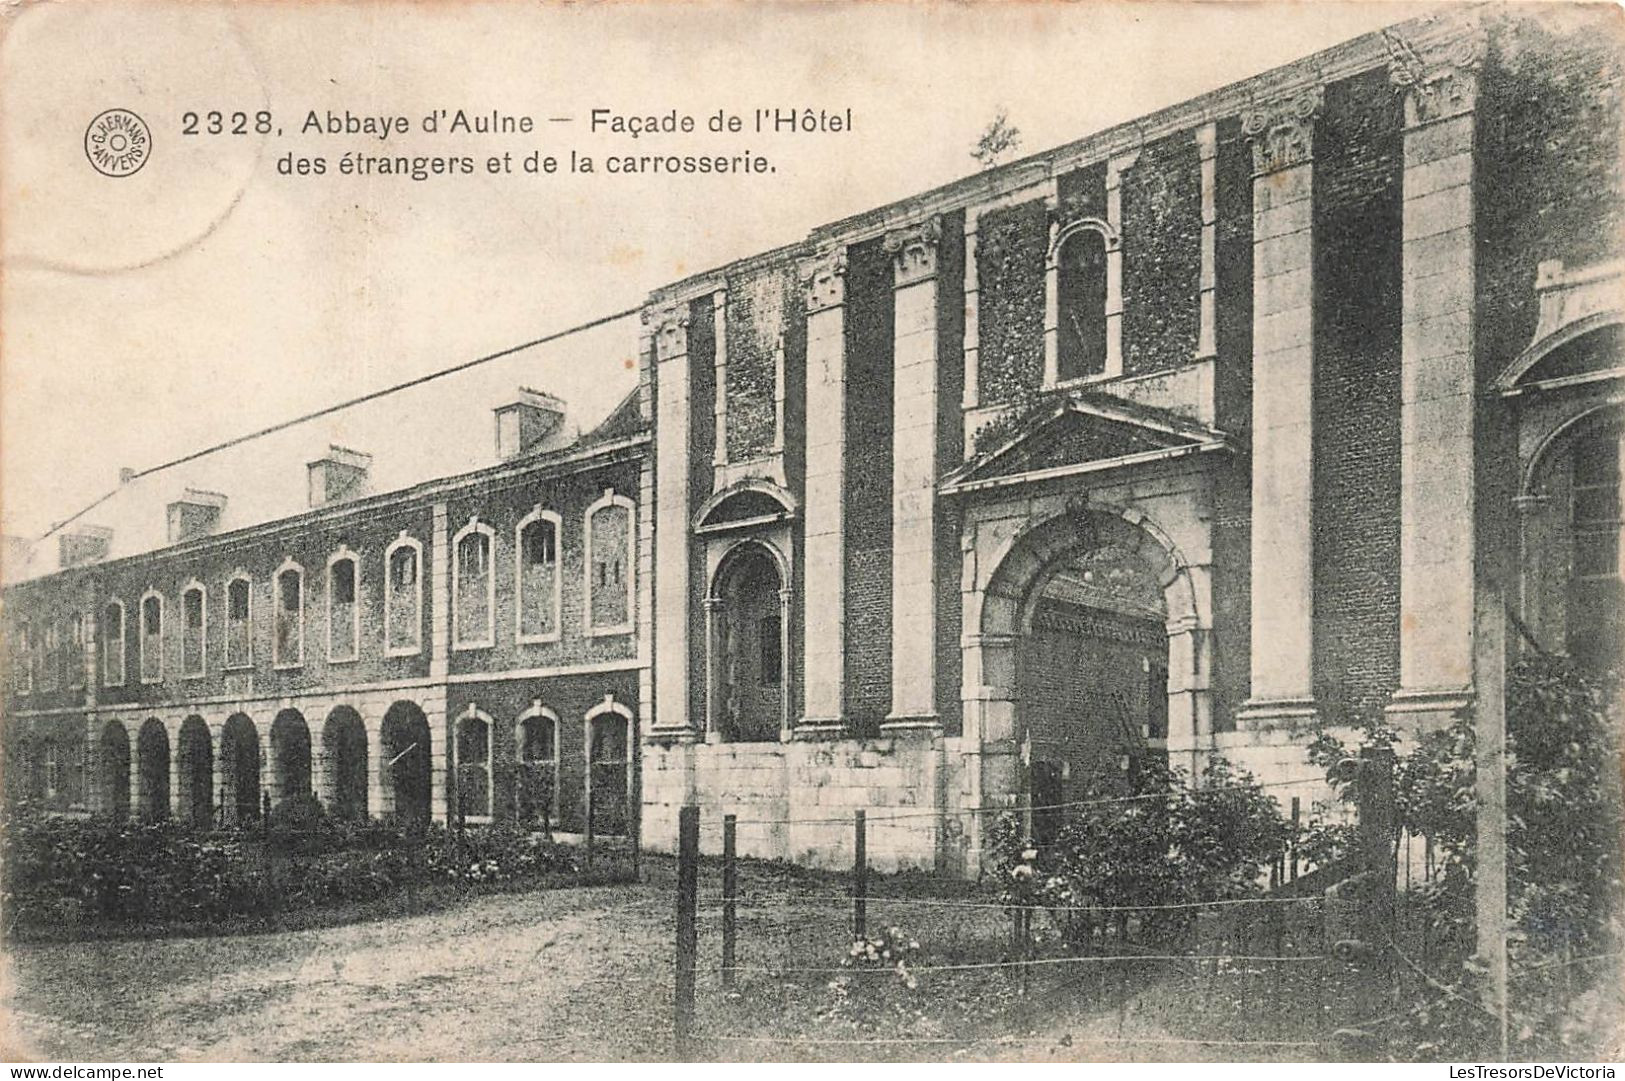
[1121,132,1203,375]
[1209,116,1254,733]
[975,199,1047,405]
[685,294,718,725]
[1308,67,1404,720]
[725,267,794,461]
[844,238,895,733]
[935,209,966,734]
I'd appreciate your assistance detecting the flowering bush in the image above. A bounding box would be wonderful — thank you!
[843,924,923,989]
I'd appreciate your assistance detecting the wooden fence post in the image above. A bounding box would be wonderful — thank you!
[675,804,699,1059]
[852,809,867,942]
[722,813,737,990]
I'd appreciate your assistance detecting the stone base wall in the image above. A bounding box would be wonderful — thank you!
[642,733,972,873]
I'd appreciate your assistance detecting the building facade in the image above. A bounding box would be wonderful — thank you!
[5,8,1622,878]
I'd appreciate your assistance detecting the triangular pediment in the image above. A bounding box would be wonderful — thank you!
[945,392,1231,491]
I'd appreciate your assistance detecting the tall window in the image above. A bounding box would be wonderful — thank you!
[1055,224,1110,383]
[67,614,86,689]
[384,535,422,655]
[516,509,562,643]
[274,563,304,667]
[15,618,32,695]
[759,614,782,685]
[139,592,163,683]
[40,620,60,692]
[516,706,558,828]
[181,583,206,677]
[226,575,252,667]
[327,550,359,662]
[584,491,635,635]
[1572,421,1622,581]
[102,602,124,687]
[455,709,492,821]
[453,521,495,649]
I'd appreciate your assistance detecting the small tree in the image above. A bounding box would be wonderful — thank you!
[972,109,1022,170]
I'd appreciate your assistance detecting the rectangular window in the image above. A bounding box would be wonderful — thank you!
[226,578,251,667]
[67,615,85,689]
[182,588,205,677]
[40,621,60,692]
[16,619,32,695]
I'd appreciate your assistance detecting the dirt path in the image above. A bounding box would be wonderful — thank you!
[3,883,679,1062]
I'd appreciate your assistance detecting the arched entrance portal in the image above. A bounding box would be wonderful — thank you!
[706,542,789,742]
[99,720,131,820]
[136,718,170,820]
[178,716,213,826]
[270,709,312,808]
[322,707,369,820]
[220,713,261,825]
[381,701,431,825]
[968,503,1205,842]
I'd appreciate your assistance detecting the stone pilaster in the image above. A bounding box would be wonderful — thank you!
[711,289,729,467]
[1041,181,1062,387]
[799,247,849,734]
[884,216,943,732]
[649,304,697,738]
[1386,31,1483,726]
[430,502,449,681]
[1196,122,1219,359]
[1104,150,1139,378]
[1238,85,1322,729]
[962,214,980,415]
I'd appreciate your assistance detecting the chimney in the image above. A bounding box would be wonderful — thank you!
[307,445,372,507]
[59,524,114,568]
[166,489,226,544]
[494,388,568,460]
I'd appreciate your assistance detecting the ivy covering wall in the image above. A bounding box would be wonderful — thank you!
[975,199,1047,406]
[1121,132,1202,375]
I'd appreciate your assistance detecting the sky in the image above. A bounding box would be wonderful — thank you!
[0,0,1447,544]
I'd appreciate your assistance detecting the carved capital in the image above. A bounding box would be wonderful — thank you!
[642,303,691,361]
[799,247,848,312]
[1386,28,1485,126]
[884,215,942,287]
[1242,85,1323,175]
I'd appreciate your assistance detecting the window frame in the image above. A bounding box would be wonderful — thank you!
[67,613,86,690]
[224,572,254,670]
[102,601,125,687]
[1570,420,1623,583]
[16,617,32,696]
[515,506,564,645]
[383,532,424,657]
[1048,218,1117,390]
[138,589,164,685]
[40,619,60,692]
[583,488,637,638]
[326,546,361,664]
[181,579,207,680]
[454,705,494,824]
[451,518,497,650]
[583,695,635,834]
[273,559,305,669]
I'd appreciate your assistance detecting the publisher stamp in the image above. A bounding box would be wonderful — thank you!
[84,108,151,177]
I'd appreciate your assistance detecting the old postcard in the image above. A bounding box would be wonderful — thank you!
[2,0,1622,1066]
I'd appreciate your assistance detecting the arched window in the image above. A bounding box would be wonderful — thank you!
[274,561,304,667]
[139,591,164,683]
[516,508,562,644]
[584,489,635,636]
[585,696,634,837]
[1054,221,1110,383]
[516,704,559,829]
[102,601,125,687]
[1567,412,1623,670]
[455,707,493,822]
[182,581,206,678]
[327,548,360,662]
[384,534,423,656]
[225,574,252,668]
[453,520,496,649]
